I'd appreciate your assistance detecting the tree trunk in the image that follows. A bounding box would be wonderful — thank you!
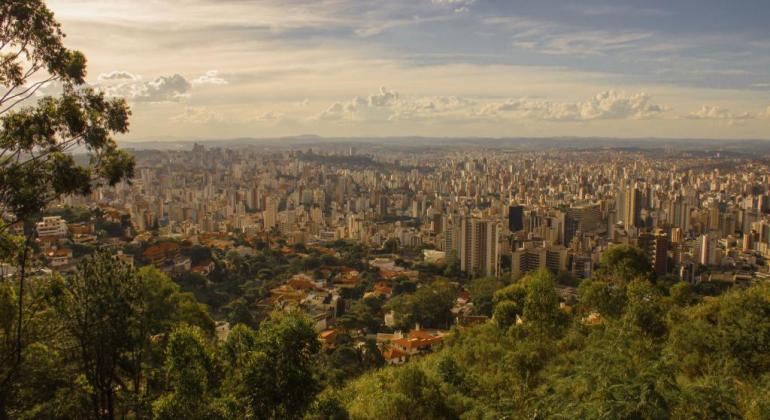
[0,390,8,420]
[15,232,31,365]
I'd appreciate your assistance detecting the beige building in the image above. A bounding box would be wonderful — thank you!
[459,217,500,277]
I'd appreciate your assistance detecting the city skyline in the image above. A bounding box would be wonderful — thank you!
[48,0,770,140]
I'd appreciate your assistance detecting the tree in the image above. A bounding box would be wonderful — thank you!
[623,279,667,338]
[129,267,215,415]
[338,297,382,333]
[0,3,134,413]
[669,282,696,307]
[346,366,456,420]
[578,278,627,318]
[493,277,529,307]
[0,269,85,418]
[386,280,458,330]
[53,252,141,419]
[152,325,227,420]
[382,238,400,254]
[522,269,564,336]
[665,282,770,380]
[493,300,520,330]
[0,0,134,227]
[223,311,321,419]
[137,267,215,335]
[597,245,652,283]
[306,390,350,420]
[467,277,504,316]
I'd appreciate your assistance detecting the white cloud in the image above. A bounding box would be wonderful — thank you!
[390,95,476,121]
[97,70,142,82]
[479,90,666,121]
[319,87,400,121]
[322,93,476,123]
[99,74,191,102]
[318,88,666,123]
[141,74,191,101]
[431,0,476,13]
[171,106,224,124]
[192,70,228,86]
[319,102,345,121]
[685,105,754,125]
[367,87,399,107]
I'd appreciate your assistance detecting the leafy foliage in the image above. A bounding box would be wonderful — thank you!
[339,269,770,419]
[386,279,457,330]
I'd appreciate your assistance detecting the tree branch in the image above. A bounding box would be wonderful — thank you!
[0,38,30,68]
[0,73,51,107]
[0,76,50,115]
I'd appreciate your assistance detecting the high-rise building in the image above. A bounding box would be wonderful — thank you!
[511,242,569,278]
[699,233,716,266]
[623,186,643,231]
[671,227,683,244]
[508,205,524,232]
[564,203,601,244]
[459,217,500,277]
[571,254,593,279]
[263,197,278,231]
[651,230,669,276]
[432,213,444,234]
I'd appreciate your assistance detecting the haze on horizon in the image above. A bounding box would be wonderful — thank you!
[48,0,770,141]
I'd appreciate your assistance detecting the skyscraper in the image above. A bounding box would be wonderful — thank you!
[638,229,669,276]
[263,196,278,231]
[459,217,500,277]
[564,204,601,244]
[624,186,643,231]
[508,205,524,232]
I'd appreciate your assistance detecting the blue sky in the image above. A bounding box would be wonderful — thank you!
[47,0,770,139]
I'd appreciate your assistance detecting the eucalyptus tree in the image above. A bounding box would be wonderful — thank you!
[0,1,134,416]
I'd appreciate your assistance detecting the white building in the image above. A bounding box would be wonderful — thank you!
[36,216,68,238]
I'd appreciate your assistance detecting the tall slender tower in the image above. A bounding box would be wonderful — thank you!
[459,217,500,277]
[624,186,643,231]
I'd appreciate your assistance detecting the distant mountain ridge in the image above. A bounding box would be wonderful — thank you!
[118,135,770,153]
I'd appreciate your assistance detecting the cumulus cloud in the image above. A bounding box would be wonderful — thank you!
[99,73,191,102]
[368,87,399,107]
[318,87,478,122]
[319,103,345,121]
[319,88,665,124]
[97,70,142,82]
[685,105,754,125]
[319,87,400,121]
[140,74,191,101]
[391,95,476,121]
[171,106,223,124]
[192,70,228,86]
[479,90,666,121]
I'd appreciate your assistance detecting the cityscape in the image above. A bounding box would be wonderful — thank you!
[34,140,770,286]
[2,1,770,419]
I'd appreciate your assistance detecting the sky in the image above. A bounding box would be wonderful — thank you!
[45,0,770,140]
